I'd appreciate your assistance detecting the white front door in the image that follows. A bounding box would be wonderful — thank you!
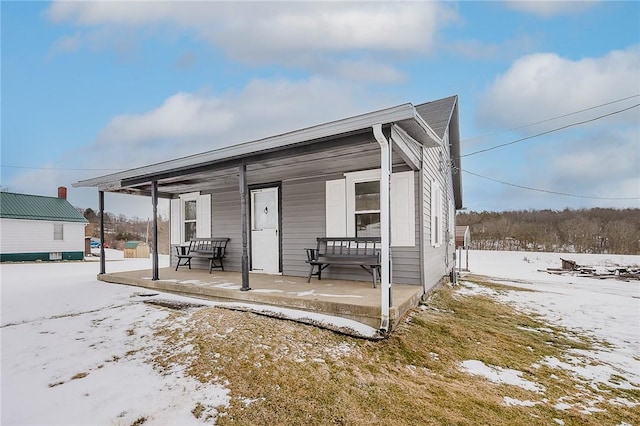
[251,187,279,273]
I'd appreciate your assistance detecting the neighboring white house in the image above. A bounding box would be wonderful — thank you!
[0,187,88,262]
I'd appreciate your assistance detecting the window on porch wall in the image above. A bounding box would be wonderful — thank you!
[170,193,212,245]
[325,169,415,246]
[183,200,197,242]
[355,181,380,237]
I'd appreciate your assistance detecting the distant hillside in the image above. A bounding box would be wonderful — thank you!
[456,208,640,255]
[79,208,171,254]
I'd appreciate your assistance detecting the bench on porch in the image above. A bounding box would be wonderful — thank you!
[175,238,230,273]
[305,237,381,288]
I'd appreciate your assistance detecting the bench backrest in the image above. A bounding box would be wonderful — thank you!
[190,238,229,256]
[316,237,380,258]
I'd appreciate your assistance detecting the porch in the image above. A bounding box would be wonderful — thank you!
[98,268,424,331]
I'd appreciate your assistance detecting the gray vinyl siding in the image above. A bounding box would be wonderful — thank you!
[421,134,456,293]
[170,188,243,271]
[281,177,327,277]
[210,189,243,271]
[388,171,421,285]
[281,172,422,285]
[169,144,425,287]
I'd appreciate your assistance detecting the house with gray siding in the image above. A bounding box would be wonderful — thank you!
[74,95,462,329]
[0,187,88,262]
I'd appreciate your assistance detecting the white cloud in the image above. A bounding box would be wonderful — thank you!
[6,77,394,216]
[543,127,640,200]
[505,1,598,17]
[445,35,538,60]
[45,1,456,76]
[87,76,394,169]
[48,31,83,55]
[477,46,640,129]
[464,125,640,212]
[97,92,237,149]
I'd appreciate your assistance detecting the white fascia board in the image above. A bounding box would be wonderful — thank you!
[414,111,442,146]
[390,124,421,170]
[74,104,420,189]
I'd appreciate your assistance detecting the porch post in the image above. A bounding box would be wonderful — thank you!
[99,190,105,275]
[151,180,159,281]
[239,162,251,291]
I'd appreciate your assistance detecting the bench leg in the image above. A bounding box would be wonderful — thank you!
[307,264,325,282]
[307,264,314,283]
[372,268,377,289]
[175,257,191,271]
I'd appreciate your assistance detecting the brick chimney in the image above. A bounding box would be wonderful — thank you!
[57,186,67,200]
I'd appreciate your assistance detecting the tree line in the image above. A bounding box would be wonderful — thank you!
[80,208,171,254]
[456,208,640,255]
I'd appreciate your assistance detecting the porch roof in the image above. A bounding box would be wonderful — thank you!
[73,102,443,196]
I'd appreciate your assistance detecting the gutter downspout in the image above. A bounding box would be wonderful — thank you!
[372,124,391,332]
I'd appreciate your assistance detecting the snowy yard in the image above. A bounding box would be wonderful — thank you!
[1,249,638,424]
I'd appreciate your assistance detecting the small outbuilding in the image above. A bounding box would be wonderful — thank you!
[124,241,150,258]
[0,187,88,262]
[455,225,470,271]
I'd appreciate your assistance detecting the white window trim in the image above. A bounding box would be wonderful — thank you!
[181,193,199,243]
[345,170,381,238]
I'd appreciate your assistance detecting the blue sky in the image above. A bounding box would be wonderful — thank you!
[2,1,639,218]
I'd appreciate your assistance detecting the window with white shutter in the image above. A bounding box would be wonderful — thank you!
[326,169,415,246]
[170,192,212,244]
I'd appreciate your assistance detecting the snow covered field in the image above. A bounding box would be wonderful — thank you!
[459,250,640,408]
[1,249,638,424]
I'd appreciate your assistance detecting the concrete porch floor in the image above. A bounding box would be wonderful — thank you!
[98,268,424,330]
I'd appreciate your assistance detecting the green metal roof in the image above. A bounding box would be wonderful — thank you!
[0,192,88,223]
[124,241,147,248]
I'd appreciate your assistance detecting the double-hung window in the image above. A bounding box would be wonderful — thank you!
[183,199,197,242]
[54,223,64,241]
[354,181,380,237]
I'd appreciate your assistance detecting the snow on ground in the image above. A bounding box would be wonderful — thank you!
[2,249,638,423]
[459,250,640,403]
[1,251,230,425]
[1,250,379,425]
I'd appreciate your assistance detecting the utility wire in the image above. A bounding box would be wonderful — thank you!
[462,93,640,144]
[461,103,640,158]
[463,169,640,200]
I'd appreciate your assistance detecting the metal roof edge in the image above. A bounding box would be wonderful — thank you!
[74,103,417,189]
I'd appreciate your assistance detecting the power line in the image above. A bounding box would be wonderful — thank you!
[462,94,640,144]
[462,169,640,200]
[461,103,640,158]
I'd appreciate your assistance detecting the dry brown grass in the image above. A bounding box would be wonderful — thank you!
[148,280,639,425]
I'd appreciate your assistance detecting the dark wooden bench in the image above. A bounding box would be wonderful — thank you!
[305,237,381,288]
[175,238,230,273]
